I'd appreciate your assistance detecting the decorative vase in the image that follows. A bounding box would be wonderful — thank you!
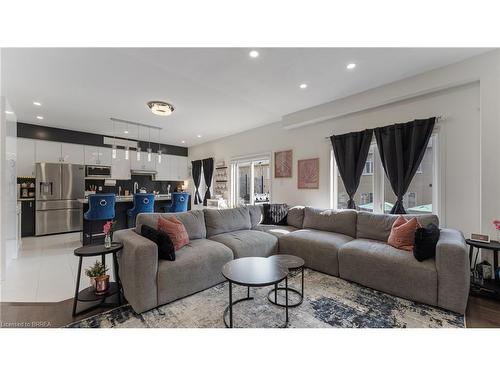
[104,233,112,248]
[94,275,110,295]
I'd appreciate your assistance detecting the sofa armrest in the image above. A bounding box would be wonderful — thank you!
[435,228,470,314]
[114,228,158,313]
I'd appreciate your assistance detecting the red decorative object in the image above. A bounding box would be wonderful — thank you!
[274,150,293,178]
[297,158,319,189]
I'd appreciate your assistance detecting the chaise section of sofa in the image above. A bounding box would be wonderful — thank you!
[115,210,234,313]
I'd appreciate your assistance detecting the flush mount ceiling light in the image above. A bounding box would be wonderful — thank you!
[299,83,308,89]
[147,101,175,116]
[346,63,356,70]
[249,50,259,58]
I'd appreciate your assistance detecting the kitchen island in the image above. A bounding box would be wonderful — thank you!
[79,194,174,245]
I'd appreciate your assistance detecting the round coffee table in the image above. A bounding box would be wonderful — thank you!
[221,257,289,328]
[267,254,305,307]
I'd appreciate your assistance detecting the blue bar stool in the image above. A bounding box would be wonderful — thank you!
[84,194,116,245]
[127,193,155,228]
[165,192,189,213]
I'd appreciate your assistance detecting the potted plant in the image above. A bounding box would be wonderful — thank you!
[103,220,116,248]
[85,260,110,295]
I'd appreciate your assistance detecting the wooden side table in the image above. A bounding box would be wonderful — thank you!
[72,242,123,316]
[467,239,500,300]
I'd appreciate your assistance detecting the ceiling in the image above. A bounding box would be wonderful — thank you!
[2,48,489,146]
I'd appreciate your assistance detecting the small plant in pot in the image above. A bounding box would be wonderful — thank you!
[85,260,110,296]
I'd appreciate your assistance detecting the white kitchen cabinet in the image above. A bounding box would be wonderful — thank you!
[131,150,156,171]
[85,146,112,166]
[176,156,188,180]
[111,149,131,180]
[61,142,84,164]
[156,154,174,180]
[17,138,36,177]
[35,140,62,163]
[155,155,188,181]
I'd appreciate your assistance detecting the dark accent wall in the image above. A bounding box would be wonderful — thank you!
[17,122,188,157]
[85,175,184,195]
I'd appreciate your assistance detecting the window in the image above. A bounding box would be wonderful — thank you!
[231,156,271,206]
[332,134,438,215]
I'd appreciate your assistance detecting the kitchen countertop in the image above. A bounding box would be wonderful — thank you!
[78,194,172,204]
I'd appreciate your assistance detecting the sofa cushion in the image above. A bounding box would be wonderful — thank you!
[157,239,234,306]
[135,210,206,240]
[356,211,439,242]
[204,207,252,237]
[248,205,263,229]
[338,238,437,306]
[209,229,278,258]
[278,229,354,276]
[286,206,305,228]
[255,224,298,238]
[302,207,357,238]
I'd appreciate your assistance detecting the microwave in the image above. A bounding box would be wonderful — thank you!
[86,165,112,179]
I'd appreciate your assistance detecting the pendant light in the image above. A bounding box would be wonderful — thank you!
[124,123,130,160]
[147,127,152,162]
[157,128,162,163]
[111,119,117,159]
[136,125,141,161]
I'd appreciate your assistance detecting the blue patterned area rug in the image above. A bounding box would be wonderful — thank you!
[67,269,464,328]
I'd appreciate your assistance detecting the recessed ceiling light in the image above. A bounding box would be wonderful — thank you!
[196,135,202,138]
[299,83,308,89]
[181,140,186,144]
[5,110,13,114]
[249,50,259,58]
[124,130,129,134]
[36,115,44,120]
[346,63,356,70]
[147,101,175,116]
[33,101,42,106]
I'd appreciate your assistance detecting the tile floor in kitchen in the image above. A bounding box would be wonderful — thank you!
[1,232,116,302]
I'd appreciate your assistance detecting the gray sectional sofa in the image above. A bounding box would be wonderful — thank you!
[114,205,470,315]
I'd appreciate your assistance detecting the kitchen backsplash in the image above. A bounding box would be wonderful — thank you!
[85,175,184,195]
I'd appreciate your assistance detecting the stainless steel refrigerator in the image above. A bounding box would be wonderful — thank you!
[35,162,85,236]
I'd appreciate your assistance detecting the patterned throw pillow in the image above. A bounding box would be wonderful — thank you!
[157,216,190,251]
[262,203,288,225]
[387,216,421,251]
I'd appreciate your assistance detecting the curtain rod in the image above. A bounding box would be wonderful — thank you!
[324,116,443,140]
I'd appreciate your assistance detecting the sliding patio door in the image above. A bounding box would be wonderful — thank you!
[230,155,271,206]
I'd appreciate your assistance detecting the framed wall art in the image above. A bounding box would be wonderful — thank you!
[274,150,293,178]
[297,158,319,189]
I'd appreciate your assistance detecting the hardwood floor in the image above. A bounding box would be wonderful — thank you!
[1,294,499,328]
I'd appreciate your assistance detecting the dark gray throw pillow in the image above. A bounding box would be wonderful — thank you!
[262,203,288,225]
[413,223,440,262]
[141,224,175,261]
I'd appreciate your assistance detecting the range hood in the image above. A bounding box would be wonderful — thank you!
[130,169,158,176]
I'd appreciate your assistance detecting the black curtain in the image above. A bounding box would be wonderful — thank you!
[374,117,435,214]
[191,160,202,205]
[202,157,214,206]
[330,129,373,209]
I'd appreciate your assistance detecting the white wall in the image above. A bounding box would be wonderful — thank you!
[189,50,500,241]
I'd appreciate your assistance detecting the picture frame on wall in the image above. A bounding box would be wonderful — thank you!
[297,158,319,189]
[274,149,293,178]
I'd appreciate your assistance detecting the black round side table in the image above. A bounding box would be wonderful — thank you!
[466,238,500,300]
[72,242,123,316]
[267,254,305,308]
